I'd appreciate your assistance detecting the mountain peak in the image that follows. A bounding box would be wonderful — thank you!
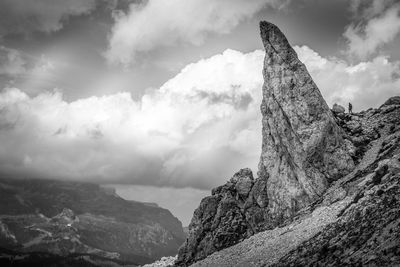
[176,21,355,266]
[259,21,297,64]
[259,20,354,219]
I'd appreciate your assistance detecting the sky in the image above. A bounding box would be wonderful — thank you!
[1,0,400,225]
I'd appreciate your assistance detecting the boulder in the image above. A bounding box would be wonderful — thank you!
[332,103,345,114]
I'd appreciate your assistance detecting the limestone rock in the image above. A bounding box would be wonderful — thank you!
[187,98,400,267]
[175,169,272,266]
[381,95,400,107]
[233,168,254,198]
[332,103,345,114]
[258,21,354,220]
[175,20,400,266]
[274,119,400,267]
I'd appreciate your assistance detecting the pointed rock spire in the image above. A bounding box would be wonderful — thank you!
[175,21,355,267]
[258,21,354,219]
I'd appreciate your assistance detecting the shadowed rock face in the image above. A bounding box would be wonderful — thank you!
[175,21,355,266]
[258,21,354,219]
[176,169,272,266]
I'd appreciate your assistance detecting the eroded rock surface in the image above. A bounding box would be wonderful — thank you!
[258,21,354,220]
[273,102,400,267]
[176,169,272,266]
[332,103,345,114]
[381,95,400,107]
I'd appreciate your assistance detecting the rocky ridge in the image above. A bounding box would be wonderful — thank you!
[190,97,400,266]
[258,21,353,221]
[175,21,400,267]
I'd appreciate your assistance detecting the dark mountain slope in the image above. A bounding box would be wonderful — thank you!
[0,178,185,266]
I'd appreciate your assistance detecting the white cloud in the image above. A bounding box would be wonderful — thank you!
[0,47,61,94]
[106,0,287,65]
[295,45,400,111]
[0,49,264,189]
[1,45,399,190]
[344,2,400,59]
[0,0,97,35]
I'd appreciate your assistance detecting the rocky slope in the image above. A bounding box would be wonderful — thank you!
[0,178,185,266]
[175,21,400,267]
[188,97,400,267]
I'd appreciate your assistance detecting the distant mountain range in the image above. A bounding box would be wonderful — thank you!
[0,178,185,266]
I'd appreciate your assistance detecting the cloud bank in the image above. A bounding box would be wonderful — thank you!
[297,46,400,110]
[106,0,287,65]
[0,49,264,189]
[0,0,97,35]
[1,46,399,189]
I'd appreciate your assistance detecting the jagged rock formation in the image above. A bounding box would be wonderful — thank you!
[258,21,354,220]
[0,178,185,266]
[175,21,355,266]
[381,96,400,107]
[176,169,271,265]
[190,97,400,266]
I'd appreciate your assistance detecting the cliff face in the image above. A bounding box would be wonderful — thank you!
[258,21,354,220]
[0,178,185,266]
[274,102,400,267]
[175,21,355,266]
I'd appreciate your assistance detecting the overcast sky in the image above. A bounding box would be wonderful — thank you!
[1,0,400,225]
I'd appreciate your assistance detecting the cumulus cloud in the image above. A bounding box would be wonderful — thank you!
[0,49,264,189]
[106,0,288,65]
[344,1,400,59]
[295,45,400,111]
[1,45,399,190]
[0,0,97,35]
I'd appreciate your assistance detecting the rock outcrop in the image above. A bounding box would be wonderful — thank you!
[332,103,345,114]
[381,95,400,107]
[176,169,271,265]
[185,94,400,267]
[258,21,354,220]
[175,21,355,266]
